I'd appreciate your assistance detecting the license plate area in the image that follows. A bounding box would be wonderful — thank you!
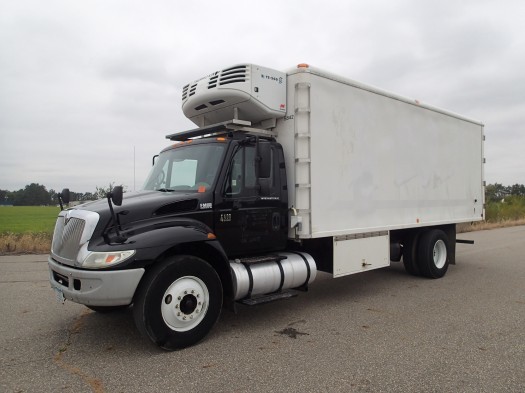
[53,285,65,304]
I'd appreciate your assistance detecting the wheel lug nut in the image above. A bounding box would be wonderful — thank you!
[190,315,193,319]
[177,312,181,316]
[177,296,181,300]
[175,304,179,309]
[184,291,187,294]
[183,316,186,320]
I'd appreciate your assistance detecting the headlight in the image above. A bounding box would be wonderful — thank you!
[81,250,135,269]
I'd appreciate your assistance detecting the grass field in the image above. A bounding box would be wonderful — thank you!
[0,206,59,234]
[0,206,59,254]
[0,201,524,254]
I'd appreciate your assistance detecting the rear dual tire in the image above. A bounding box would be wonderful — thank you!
[403,229,450,279]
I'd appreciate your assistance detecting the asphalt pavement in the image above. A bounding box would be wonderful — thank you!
[1,226,524,392]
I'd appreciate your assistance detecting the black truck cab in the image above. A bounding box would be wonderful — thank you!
[48,131,310,350]
[143,135,289,257]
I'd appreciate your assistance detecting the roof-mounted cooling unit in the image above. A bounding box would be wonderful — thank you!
[182,64,287,127]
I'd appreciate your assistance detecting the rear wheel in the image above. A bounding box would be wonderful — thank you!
[402,232,421,276]
[416,229,450,278]
[133,255,222,350]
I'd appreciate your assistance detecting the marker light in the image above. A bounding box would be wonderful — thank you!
[297,63,309,68]
[82,250,135,269]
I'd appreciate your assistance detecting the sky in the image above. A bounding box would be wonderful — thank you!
[1,0,524,193]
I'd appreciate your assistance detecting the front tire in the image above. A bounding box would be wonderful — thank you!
[416,229,450,278]
[133,255,222,350]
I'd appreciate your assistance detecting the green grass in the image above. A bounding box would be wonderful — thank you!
[0,199,524,254]
[0,206,60,234]
[485,196,525,222]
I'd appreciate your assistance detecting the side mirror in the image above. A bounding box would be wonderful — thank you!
[60,188,70,204]
[109,186,123,206]
[58,188,70,210]
[105,186,126,243]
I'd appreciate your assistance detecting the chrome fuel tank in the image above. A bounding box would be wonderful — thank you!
[230,252,316,301]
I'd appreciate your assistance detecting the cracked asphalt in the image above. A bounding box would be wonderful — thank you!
[1,226,524,392]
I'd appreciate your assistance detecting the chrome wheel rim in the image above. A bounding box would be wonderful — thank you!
[161,276,209,332]
[433,240,447,269]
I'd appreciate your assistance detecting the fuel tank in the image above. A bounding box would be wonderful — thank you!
[230,252,316,301]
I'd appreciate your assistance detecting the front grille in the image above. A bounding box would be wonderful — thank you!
[51,217,85,263]
[50,210,100,266]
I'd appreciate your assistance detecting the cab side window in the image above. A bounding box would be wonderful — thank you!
[226,149,243,195]
[224,145,274,197]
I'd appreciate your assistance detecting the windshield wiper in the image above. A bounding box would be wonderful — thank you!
[157,188,175,192]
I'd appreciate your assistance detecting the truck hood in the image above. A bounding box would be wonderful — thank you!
[74,190,203,229]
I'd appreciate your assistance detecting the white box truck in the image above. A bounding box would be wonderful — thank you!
[49,63,485,350]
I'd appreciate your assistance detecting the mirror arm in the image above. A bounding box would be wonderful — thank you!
[106,187,127,243]
[57,188,70,211]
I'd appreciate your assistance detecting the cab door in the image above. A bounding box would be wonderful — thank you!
[214,141,285,257]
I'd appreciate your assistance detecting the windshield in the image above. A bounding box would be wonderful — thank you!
[143,143,226,192]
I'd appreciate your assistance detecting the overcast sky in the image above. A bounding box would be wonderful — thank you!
[1,0,524,193]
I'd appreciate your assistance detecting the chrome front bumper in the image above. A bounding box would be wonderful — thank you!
[48,256,145,306]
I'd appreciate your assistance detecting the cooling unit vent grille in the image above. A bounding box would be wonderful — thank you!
[208,65,248,89]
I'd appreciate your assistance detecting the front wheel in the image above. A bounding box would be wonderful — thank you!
[133,255,222,350]
[416,229,450,278]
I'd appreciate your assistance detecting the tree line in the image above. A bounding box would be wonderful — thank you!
[485,183,525,202]
[0,183,124,206]
[1,182,524,206]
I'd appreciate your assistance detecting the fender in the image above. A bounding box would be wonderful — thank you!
[88,218,234,307]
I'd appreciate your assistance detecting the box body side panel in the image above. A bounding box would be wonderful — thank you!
[276,71,484,238]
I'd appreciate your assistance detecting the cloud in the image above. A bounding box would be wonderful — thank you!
[0,0,524,193]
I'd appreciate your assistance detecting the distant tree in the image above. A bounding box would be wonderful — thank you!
[510,183,525,196]
[13,183,50,206]
[485,183,525,202]
[95,183,126,199]
[485,183,508,202]
[48,189,57,205]
[81,192,96,201]
[0,189,12,205]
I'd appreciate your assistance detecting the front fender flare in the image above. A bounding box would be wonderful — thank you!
[89,222,234,309]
